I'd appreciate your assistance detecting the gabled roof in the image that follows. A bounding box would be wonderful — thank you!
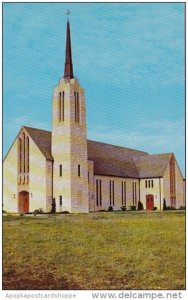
[22,126,173,179]
[133,153,173,178]
[88,157,140,178]
[87,140,148,178]
[87,140,148,160]
[24,126,53,161]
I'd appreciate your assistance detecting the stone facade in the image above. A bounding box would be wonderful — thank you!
[28,136,47,212]
[3,138,18,212]
[90,176,140,211]
[52,78,89,213]
[3,127,51,213]
[140,178,163,210]
[163,159,184,208]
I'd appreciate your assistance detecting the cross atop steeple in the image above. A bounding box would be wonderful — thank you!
[64,14,74,79]
[66,9,70,21]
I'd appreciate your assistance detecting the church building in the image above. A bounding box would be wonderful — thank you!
[3,19,185,213]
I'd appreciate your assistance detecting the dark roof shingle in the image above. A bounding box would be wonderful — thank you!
[87,140,148,178]
[24,126,53,161]
[133,154,172,178]
[24,126,172,178]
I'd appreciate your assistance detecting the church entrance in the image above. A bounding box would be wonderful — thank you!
[19,191,29,213]
[146,194,154,210]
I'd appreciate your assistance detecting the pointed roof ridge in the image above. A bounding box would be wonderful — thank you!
[64,19,74,79]
[87,139,149,156]
[23,125,51,134]
[4,125,182,179]
[23,126,53,161]
[133,153,173,178]
[145,152,173,157]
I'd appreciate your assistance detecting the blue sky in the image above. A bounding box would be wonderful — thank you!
[3,3,185,175]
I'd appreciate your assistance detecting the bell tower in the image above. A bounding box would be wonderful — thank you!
[51,15,89,213]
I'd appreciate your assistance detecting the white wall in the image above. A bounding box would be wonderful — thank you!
[46,160,53,212]
[52,78,89,213]
[140,178,163,210]
[92,175,139,211]
[29,137,47,212]
[163,159,184,208]
[3,140,18,213]
[88,160,95,211]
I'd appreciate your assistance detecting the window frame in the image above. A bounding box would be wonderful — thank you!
[59,164,62,177]
[78,164,81,177]
[59,195,62,206]
[96,179,102,206]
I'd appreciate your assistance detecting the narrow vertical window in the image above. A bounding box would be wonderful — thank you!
[135,182,137,205]
[59,92,61,122]
[75,92,80,123]
[23,133,25,173]
[121,182,124,206]
[96,180,102,206]
[74,91,77,122]
[59,195,62,206]
[27,137,29,173]
[173,166,175,195]
[151,180,153,188]
[19,138,22,173]
[77,92,80,123]
[59,164,62,177]
[170,157,176,206]
[62,91,64,121]
[78,164,81,177]
[109,181,112,205]
[124,182,126,207]
[100,180,102,206]
[110,181,114,206]
[122,182,126,206]
[112,181,114,206]
[132,182,134,205]
[145,180,147,188]
[96,180,99,206]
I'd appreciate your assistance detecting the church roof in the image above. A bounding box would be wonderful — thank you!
[87,140,148,178]
[133,153,173,178]
[24,126,53,161]
[24,126,172,179]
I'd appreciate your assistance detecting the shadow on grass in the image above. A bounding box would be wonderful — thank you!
[3,269,81,290]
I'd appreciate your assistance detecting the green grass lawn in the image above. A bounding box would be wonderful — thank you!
[3,211,185,290]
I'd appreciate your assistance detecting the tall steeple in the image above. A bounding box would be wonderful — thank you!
[52,13,89,213]
[64,17,74,79]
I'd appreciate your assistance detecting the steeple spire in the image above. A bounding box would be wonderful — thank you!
[64,13,74,79]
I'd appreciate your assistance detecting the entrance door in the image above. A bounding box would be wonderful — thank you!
[146,194,154,210]
[19,191,29,213]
